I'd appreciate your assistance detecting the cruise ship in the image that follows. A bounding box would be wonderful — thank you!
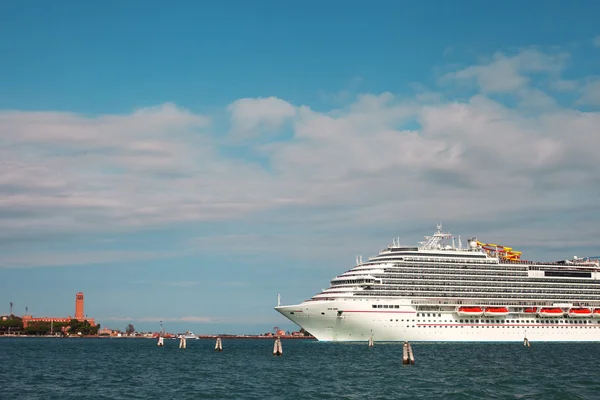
[275,225,600,342]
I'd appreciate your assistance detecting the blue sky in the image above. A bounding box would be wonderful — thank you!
[1,1,599,334]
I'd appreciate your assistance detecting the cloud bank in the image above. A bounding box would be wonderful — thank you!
[1,47,599,267]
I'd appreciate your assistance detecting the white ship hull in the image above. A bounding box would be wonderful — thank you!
[276,300,600,342]
[275,225,600,342]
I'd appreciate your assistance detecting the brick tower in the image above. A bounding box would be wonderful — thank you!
[75,292,84,320]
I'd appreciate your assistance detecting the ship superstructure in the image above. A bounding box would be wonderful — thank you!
[275,225,600,342]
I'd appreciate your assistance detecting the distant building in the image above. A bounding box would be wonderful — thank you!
[22,292,96,328]
[98,327,112,336]
[21,316,72,329]
[75,292,84,320]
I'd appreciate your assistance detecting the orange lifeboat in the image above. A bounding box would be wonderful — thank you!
[524,307,537,313]
[593,309,600,318]
[484,307,509,317]
[538,307,564,317]
[569,308,592,318]
[456,306,484,316]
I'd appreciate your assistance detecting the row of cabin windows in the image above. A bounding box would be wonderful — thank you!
[360,292,600,300]
[372,277,600,289]
[414,313,594,323]
[384,270,528,277]
[371,258,523,269]
[363,287,600,296]
[372,280,600,291]
[378,261,527,271]
[384,269,528,276]
[383,268,528,276]
[380,272,598,285]
[411,299,600,307]
[376,252,487,258]
[394,260,522,268]
[332,279,374,285]
[372,304,400,309]
[378,318,598,324]
[406,325,598,328]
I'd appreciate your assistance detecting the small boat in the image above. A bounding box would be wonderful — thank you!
[523,307,537,313]
[568,308,592,318]
[456,306,484,317]
[538,307,564,317]
[179,331,198,340]
[593,309,600,318]
[484,307,509,317]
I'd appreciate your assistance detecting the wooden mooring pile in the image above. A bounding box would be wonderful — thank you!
[402,341,415,365]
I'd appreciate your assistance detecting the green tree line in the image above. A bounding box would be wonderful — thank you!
[67,319,100,335]
[0,316,23,332]
[0,317,100,335]
[25,321,69,335]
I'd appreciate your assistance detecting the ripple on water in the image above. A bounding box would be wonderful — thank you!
[2,339,600,399]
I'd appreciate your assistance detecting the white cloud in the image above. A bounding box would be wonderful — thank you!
[227,96,296,137]
[132,280,200,287]
[442,49,568,93]
[0,103,283,243]
[517,87,557,109]
[578,78,600,105]
[0,250,181,269]
[551,79,579,91]
[166,281,200,288]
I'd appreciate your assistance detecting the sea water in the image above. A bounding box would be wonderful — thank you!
[2,338,599,399]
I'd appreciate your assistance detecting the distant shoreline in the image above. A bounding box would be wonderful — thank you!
[0,334,316,340]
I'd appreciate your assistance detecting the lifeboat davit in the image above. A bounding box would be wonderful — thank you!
[484,307,509,317]
[456,306,484,317]
[538,307,564,317]
[593,309,600,318]
[569,308,592,317]
[523,307,537,313]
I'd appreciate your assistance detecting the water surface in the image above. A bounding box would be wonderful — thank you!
[2,338,599,399]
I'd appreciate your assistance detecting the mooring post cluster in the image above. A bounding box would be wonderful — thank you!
[179,335,187,349]
[157,335,288,355]
[367,337,415,365]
